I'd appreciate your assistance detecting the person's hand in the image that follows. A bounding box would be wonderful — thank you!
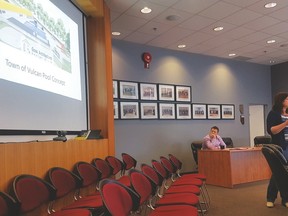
[209,132,216,139]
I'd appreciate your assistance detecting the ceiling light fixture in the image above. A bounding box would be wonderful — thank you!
[229,53,236,57]
[213,26,224,32]
[141,6,152,14]
[267,39,276,44]
[264,2,277,8]
[269,60,276,64]
[112,31,121,36]
[177,44,186,49]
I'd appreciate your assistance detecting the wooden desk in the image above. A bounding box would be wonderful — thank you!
[198,147,271,188]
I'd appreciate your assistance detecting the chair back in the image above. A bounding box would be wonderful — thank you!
[141,163,163,187]
[191,141,203,165]
[168,154,182,170]
[160,156,177,174]
[47,167,82,199]
[222,137,234,148]
[122,153,137,172]
[129,169,154,205]
[254,136,272,146]
[0,191,19,216]
[99,179,140,216]
[151,160,169,180]
[105,156,125,176]
[10,174,56,213]
[92,158,113,179]
[73,161,102,187]
[262,145,288,195]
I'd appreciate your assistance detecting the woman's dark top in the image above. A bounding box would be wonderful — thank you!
[267,110,288,150]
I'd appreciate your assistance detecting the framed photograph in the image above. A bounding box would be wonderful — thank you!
[113,80,118,99]
[113,101,119,119]
[119,81,139,99]
[120,101,139,119]
[221,104,235,120]
[140,102,158,119]
[158,84,175,101]
[192,104,207,119]
[159,103,175,119]
[176,85,191,102]
[140,83,157,100]
[207,104,221,119]
[176,104,191,119]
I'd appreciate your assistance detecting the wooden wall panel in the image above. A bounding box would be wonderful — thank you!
[0,139,108,191]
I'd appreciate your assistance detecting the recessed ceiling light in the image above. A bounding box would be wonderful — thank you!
[267,39,276,44]
[265,2,277,8]
[177,44,186,49]
[270,60,276,64]
[112,32,121,36]
[141,6,152,14]
[213,26,224,32]
[229,53,236,57]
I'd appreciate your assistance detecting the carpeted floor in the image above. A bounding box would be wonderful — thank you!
[206,180,287,216]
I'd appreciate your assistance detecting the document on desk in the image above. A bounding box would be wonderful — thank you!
[229,147,251,150]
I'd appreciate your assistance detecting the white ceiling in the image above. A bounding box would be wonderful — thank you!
[105,0,288,65]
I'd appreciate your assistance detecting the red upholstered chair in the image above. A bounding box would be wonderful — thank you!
[121,153,137,174]
[141,163,200,198]
[168,154,210,208]
[10,174,92,216]
[73,161,102,196]
[105,156,131,187]
[99,178,198,216]
[91,158,113,180]
[153,159,206,214]
[0,191,19,216]
[46,167,103,214]
[129,169,200,211]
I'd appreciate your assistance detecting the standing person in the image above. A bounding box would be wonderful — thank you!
[202,126,226,150]
[266,92,288,208]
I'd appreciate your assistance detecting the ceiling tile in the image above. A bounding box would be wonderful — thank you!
[179,15,216,31]
[222,0,261,7]
[111,14,147,31]
[269,6,288,21]
[221,9,262,26]
[172,0,219,14]
[199,1,241,20]
[243,15,281,31]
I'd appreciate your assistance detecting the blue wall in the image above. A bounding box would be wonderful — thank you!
[112,40,271,171]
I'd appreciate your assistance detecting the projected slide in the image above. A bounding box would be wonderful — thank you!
[0,0,82,100]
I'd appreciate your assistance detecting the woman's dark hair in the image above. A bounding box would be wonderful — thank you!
[272,92,288,113]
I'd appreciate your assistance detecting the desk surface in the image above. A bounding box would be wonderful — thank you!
[198,147,271,188]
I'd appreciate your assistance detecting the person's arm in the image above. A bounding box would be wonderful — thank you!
[267,111,288,135]
[203,136,218,150]
[270,121,288,135]
[218,136,226,148]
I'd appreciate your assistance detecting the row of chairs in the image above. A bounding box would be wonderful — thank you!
[99,154,210,216]
[0,153,136,216]
[0,153,209,216]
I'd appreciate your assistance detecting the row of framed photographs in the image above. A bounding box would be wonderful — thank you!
[114,102,235,120]
[113,80,191,102]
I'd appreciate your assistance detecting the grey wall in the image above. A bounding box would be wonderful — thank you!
[112,40,272,172]
[271,61,288,97]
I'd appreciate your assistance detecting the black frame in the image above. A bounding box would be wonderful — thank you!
[119,81,139,100]
[120,101,139,119]
[158,84,175,101]
[207,104,221,120]
[140,83,158,101]
[176,104,192,119]
[175,85,191,102]
[140,102,158,119]
[221,104,235,120]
